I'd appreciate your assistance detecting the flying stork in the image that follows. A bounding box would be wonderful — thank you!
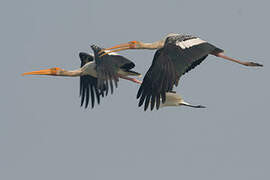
[22,45,141,109]
[99,33,263,110]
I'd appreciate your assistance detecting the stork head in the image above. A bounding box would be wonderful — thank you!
[22,67,63,76]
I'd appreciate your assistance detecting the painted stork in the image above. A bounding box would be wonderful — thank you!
[99,33,263,110]
[22,45,141,109]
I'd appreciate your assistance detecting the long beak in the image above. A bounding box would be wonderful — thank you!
[99,43,131,57]
[21,68,57,76]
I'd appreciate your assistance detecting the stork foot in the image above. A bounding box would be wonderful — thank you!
[195,105,206,108]
[243,62,263,67]
[118,75,142,84]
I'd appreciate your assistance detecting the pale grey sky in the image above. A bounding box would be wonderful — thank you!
[1,0,269,180]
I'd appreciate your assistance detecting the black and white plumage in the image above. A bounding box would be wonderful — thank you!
[92,45,140,94]
[137,35,224,111]
[100,33,263,111]
[80,45,141,108]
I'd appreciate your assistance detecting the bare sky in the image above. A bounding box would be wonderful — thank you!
[1,0,269,180]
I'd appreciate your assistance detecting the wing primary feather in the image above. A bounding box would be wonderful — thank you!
[99,82,105,97]
[157,72,164,94]
[108,72,114,94]
[138,91,146,107]
[79,77,83,96]
[80,79,86,107]
[97,78,102,90]
[137,85,143,99]
[150,94,156,111]
[160,70,167,103]
[156,94,160,110]
[112,74,118,88]
[85,82,90,108]
[90,83,95,108]
[164,62,171,92]
[161,91,166,104]
[144,94,151,111]
[94,86,101,104]
[104,73,109,96]
[167,62,175,91]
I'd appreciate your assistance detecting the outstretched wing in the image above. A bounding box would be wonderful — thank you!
[91,45,136,95]
[165,35,223,76]
[137,35,223,111]
[79,52,103,109]
[137,48,177,111]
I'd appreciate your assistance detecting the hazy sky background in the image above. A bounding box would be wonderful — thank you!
[1,0,269,179]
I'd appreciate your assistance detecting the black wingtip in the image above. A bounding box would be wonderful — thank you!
[90,44,102,53]
[79,52,94,67]
[79,52,88,59]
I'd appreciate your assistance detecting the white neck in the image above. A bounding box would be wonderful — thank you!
[58,69,83,77]
[139,40,165,49]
